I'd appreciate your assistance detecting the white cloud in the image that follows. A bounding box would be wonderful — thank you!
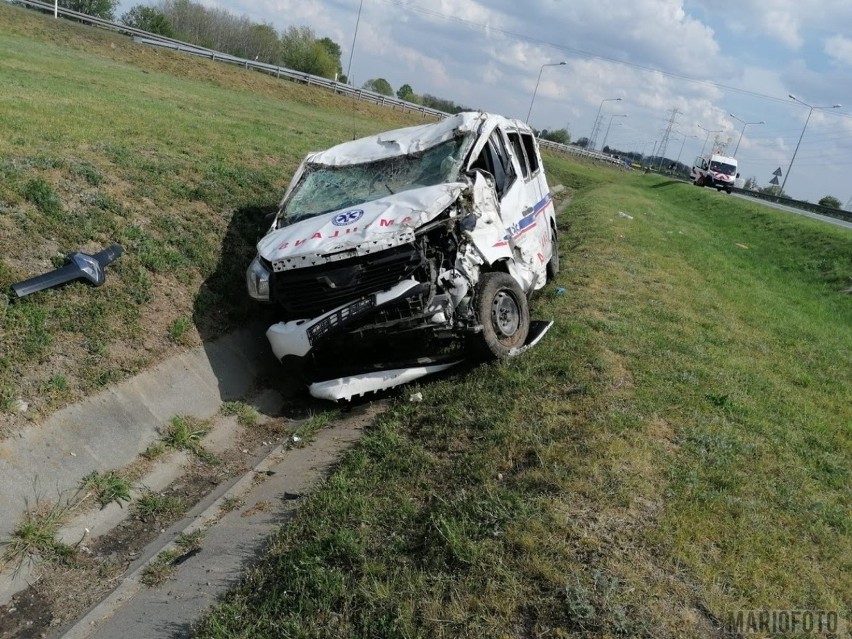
[702,0,852,51]
[825,35,852,68]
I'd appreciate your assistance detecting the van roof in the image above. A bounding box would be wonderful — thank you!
[305,112,530,167]
[710,154,737,163]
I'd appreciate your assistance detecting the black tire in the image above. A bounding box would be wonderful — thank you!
[471,272,530,359]
[725,187,732,194]
[546,226,559,281]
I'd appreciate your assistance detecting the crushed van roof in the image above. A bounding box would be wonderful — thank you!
[304,111,519,167]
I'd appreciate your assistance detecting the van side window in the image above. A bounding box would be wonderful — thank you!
[507,132,530,179]
[471,130,516,199]
[521,133,540,174]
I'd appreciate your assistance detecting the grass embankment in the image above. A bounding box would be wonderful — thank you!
[197,168,851,637]
[1,6,850,634]
[0,3,423,430]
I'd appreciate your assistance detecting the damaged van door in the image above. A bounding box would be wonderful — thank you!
[245,111,559,401]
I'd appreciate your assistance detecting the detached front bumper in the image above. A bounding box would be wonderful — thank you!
[266,278,427,361]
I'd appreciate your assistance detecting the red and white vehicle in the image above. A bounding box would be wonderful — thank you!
[691,154,739,193]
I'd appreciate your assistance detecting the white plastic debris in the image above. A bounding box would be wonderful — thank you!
[617,211,634,220]
[10,399,28,414]
[291,435,302,443]
[409,392,423,403]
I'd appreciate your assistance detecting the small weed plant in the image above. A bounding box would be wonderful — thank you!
[220,401,260,427]
[80,470,132,509]
[1,499,73,566]
[134,492,184,520]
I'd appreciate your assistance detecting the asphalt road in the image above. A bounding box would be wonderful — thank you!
[731,192,852,230]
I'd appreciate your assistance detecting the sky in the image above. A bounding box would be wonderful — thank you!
[136,0,852,205]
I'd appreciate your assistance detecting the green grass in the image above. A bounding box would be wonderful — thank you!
[134,492,185,520]
[140,529,206,586]
[196,165,851,637]
[220,400,260,427]
[142,441,167,460]
[1,499,73,565]
[80,470,133,509]
[290,410,340,447]
[167,316,193,345]
[0,3,426,424]
[140,549,179,586]
[161,415,211,455]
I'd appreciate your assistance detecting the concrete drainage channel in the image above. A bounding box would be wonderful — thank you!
[0,324,382,637]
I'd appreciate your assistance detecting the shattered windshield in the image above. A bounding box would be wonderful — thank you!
[283,135,472,222]
[710,161,736,176]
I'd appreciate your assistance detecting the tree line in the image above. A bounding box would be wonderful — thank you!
[48,0,345,80]
[360,79,473,114]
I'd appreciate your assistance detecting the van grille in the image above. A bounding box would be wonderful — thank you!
[270,245,423,320]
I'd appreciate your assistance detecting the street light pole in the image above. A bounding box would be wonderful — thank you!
[600,113,627,152]
[729,113,764,156]
[589,97,622,151]
[675,132,696,169]
[526,61,566,124]
[780,94,841,193]
[698,124,723,157]
[345,0,364,83]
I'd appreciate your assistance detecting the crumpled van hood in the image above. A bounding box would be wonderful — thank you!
[258,183,466,271]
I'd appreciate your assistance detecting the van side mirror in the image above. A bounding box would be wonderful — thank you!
[736,173,740,178]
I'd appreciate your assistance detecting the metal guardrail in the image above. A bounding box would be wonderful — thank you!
[130,36,447,118]
[537,139,626,166]
[9,0,630,170]
[728,188,852,223]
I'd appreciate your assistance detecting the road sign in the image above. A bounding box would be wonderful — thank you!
[769,176,780,185]
[773,167,782,177]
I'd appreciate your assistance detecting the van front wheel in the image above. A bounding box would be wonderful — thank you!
[471,272,530,359]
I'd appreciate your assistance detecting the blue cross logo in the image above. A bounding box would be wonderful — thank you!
[332,209,364,226]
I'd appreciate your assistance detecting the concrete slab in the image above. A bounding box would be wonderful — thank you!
[0,323,280,605]
[61,405,377,639]
[56,451,191,546]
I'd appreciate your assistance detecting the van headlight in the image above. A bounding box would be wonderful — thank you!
[246,255,271,301]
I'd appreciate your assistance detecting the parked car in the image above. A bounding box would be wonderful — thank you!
[246,111,558,400]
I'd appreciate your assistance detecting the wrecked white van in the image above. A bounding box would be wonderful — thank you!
[246,111,558,401]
